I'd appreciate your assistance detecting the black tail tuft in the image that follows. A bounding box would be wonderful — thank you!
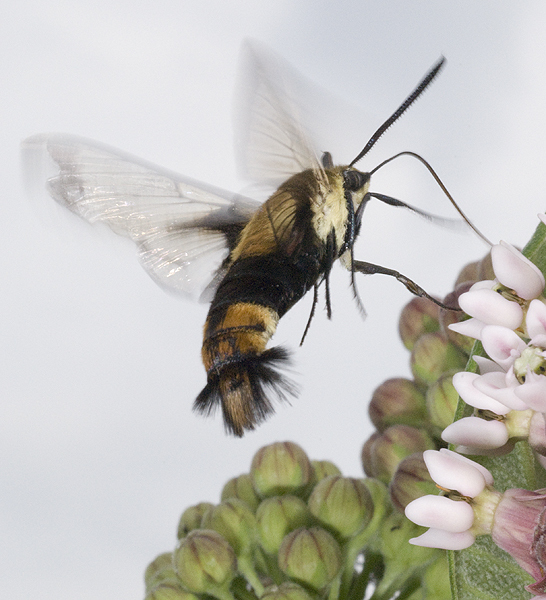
[193,346,297,437]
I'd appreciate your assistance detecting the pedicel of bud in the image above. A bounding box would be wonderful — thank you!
[221,474,261,511]
[368,378,427,432]
[145,585,200,600]
[250,442,313,499]
[278,527,342,592]
[256,495,312,555]
[261,582,315,600]
[439,283,476,354]
[361,432,381,478]
[307,475,373,538]
[367,425,436,485]
[311,460,342,482]
[177,503,214,539]
[388,452,438,514]
[398,297,440,351]
[410,332,468,386]
[145,552,179,592]
[425,370,460,435]
[173,530,237,600]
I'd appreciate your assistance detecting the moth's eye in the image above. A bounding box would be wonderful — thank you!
[343,169,369,192]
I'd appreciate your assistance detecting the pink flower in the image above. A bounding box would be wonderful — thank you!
[405,450,497,550]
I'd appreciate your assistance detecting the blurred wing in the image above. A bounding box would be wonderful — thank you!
[234,40,326,186]
[22,133,260,300]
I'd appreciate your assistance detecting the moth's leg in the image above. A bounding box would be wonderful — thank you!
[352,259,461,311]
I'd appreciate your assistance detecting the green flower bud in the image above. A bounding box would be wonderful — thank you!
[439,283,475,354]
[388,452,437,513]
[251,442,313,498]
[145,552,180,592]
[278,527,342,592]
[361,432,381,477]
[308,475,373,538]
[261,582,315,600]
[256,495,312,555]
[200,499,256,557]
[425,370,459,434]
[177,502,214,539]
[173,530,237,599]
[145,584,199,600]
[367,425,435,485]
[311,460,342,482]
[368,378,427,432]
[398,297,440,351]
[221,474,260,511]
[410,332,467,385]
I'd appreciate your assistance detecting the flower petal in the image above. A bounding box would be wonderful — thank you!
[458,289,523,329]
[423,449,488,496]
[408,527,475,550]
[438,448,494,484]
[514,373,546,411]
[473,356,504,374]
[441,417,509,449]
[448,318,485,340]
[492,241,545,300]
[526,299,546,339]
[473,372,529,411]
[481,325,527,370]
[405,495,475,532]
[452,372,510,414]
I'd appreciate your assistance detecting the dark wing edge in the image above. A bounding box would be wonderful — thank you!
[21,133,259,301]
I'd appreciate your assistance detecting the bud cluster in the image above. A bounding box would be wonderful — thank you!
[144,440,446,600]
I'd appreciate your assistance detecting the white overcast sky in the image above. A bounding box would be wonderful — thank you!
[3,1,546,599]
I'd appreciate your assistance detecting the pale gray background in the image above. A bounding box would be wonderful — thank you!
[3,1,546,598]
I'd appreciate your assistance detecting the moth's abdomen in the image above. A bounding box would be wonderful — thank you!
[194,253,319,436]
[195,302,293,437]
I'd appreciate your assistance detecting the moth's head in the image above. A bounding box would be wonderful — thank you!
[341,165,370,208]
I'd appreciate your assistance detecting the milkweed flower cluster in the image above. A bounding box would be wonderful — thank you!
[403,223,546,597]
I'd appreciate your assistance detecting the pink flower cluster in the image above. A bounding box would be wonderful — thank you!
[404,230,546,595]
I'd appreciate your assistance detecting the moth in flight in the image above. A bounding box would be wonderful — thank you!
[23,43,487,436]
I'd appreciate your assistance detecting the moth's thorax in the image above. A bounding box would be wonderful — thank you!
[311,166,370,250]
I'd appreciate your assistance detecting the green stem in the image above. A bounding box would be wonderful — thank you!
[346,552,383,600]
[231,576,260,600]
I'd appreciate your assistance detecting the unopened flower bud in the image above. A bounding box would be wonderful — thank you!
[256,495,312,555]
[361,432,380,477]
[411,332,467,385]
[200,499,256,557]
[308,475,373,538]
[251,442,313,499]
[311,460,341,482]
[440,284,476,354]
[173,530,237,597]
[221,474,260,511]
[278,527,342,591]
[399,297,440,350]
[426,371,459,433]
[454,259,481,287]
[389,453,437,513]
[145,552,178,592]
[177,503,214,539]
[368,378,427,431]
[261,582,315,600]
[367,425,435,484]
[145,585,199,600]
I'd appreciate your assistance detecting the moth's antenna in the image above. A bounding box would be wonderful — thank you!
[349,57,445,167]
[369,150,493,246]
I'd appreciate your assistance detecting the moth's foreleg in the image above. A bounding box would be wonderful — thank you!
[352,259,462,311]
